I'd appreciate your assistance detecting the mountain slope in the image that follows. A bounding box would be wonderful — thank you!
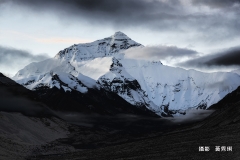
[12,32,240,116]
[119,58,240,114]
[0,112,72,160]
[0,72,55,117]
[0,73,75,159]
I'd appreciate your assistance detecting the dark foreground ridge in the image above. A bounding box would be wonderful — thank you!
[0,73,54,117]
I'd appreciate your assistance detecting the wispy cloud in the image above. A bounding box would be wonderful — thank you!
[0,45,49,64]
[124,45,198,63]
[37,37,90,44]
[191,0,240,8]
[179,46,240,68]
[0,45,50,76]
[0,30,90,44]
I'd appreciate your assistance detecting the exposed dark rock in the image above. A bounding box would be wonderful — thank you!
[34,86,157,117]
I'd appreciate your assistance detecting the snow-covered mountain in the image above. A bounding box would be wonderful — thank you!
[12,32,240,116]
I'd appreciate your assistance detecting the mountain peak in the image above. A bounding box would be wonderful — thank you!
[112,31,130,39]
[54,31,141,61]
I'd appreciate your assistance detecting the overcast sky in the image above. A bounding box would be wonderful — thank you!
[0,0,240,76]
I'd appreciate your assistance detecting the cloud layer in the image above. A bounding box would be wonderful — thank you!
[7,0,179,28]
[191,0,240,8]
[124,45,198,61]
[0,46,49,64]
[3,0,239,41]
[179,46,240,68]
[0,45,49,76]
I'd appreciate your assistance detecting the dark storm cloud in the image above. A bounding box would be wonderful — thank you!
[124,45,198,60]
[12,0,184,28]
[0,45,49,67]
[1,0,240,43]
[9,0,178,15]
[180,46,240,67]
[3,0,187,30]
[3,0,239,40]
[191,0,240,8]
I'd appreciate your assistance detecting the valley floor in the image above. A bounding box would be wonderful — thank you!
[31,121,240,160]
[28,101,240,160]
